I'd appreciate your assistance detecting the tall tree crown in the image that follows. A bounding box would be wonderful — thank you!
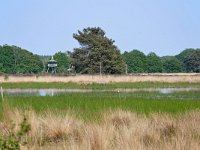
[72,27,125,74]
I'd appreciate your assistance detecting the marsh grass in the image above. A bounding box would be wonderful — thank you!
[1,82,200,89]
[1,91,200,120]
[1,108,200,150]
[1,77,200,149]
[0,88,200,149]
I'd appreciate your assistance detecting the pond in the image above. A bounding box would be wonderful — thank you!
[2,88,200,97]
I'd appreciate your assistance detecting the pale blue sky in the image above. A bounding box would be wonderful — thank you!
[0,0,200,56]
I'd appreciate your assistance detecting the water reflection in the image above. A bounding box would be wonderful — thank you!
[5,89,58,97]
[159,88,175,94]
[3,88,200,97]
[39,90,55,96]
[4,89,93,97]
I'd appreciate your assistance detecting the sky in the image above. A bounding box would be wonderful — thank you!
[0,0,200,56]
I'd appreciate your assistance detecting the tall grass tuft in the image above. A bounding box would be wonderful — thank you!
[1,108,200,149]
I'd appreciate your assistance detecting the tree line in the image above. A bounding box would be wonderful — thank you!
[123,48,200,73]
[0,27,200,74]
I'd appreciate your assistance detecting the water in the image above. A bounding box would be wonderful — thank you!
[4,89,61,97]
[159,88,175,94]
[4,89,93,97]
[3,88,200,97]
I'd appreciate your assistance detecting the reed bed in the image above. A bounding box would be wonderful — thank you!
[1,108,200,150]
[1,74,200,83]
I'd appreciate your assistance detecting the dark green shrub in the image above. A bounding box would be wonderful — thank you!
[0,117,31,150]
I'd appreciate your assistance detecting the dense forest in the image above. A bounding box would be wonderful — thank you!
[0,27,200,74]
[0,45,43,74]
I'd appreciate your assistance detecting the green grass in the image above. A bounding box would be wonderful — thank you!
[1,82,200,89]
[1,91,200,120]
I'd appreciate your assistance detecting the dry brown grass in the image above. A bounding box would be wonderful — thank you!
[1,109,200,150]
[1,73,200,83]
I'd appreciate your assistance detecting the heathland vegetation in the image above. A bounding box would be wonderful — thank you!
[1,27,200,75]
[1,108,200,150]
[0,77,200,149]
[1,87,200,149]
